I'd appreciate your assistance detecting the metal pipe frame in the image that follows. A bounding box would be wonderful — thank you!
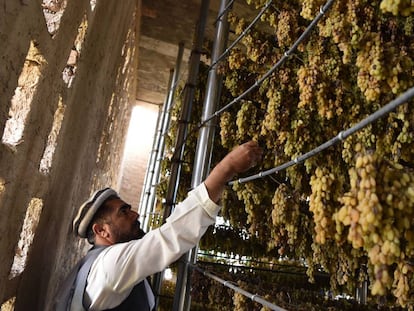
[170,0,210,310]
[145,43,185,232]
[146,43,185,310]
[178,0,231,310]
[138,72,172,231]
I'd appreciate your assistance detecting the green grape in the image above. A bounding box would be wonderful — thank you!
[380,0,414,16]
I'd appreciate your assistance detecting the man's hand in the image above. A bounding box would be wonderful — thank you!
[204,141,263,203]
[220,140,263,174]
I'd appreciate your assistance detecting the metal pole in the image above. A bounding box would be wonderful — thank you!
[191,0,230,188]
[163,3,209,221]
[148,43,185,310]
[178,0,230,310]
[356,266,368,305]
[139,75,171,230]
[145,43,185,232]
[171,0,210,310]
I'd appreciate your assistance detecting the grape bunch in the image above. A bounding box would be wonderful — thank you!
[309,167,337,244]
[276,8,299,48]
[355,32,384,102]
[380,0,414,16]
[270,184,301,253]
[334,147,414,302]
[236,100,260,141]
[299,0,326,20]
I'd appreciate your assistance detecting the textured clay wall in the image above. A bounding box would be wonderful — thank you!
[0,0,141,310]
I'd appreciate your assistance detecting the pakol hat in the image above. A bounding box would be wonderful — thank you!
[73,187,118,238]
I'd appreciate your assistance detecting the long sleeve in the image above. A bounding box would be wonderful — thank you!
[85,183,220,310]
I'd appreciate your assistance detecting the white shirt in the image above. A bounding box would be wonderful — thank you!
[85,183,220,310]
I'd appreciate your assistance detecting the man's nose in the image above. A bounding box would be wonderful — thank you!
[130,209,138,218]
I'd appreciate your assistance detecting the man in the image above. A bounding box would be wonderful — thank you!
[55,141,262,310]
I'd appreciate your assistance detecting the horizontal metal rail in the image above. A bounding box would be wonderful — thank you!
[190,263,288,311]
[229,85,414,185]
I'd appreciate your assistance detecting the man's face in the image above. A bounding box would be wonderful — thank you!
[103,198,146,244]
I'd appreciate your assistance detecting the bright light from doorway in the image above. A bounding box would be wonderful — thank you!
[118,102,159,207]
[164,268,173,281]
[124,104,158,155]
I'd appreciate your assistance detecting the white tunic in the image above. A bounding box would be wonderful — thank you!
[85,183,220,310]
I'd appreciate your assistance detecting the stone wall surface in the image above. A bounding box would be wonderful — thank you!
[0,0,141,310]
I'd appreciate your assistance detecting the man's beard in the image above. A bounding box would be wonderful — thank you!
[134,219,146,239]
[113,221,146,243]
[135,226,146,239]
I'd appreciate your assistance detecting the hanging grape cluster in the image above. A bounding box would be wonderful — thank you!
[158,0,414,308]
[214,0,414,308]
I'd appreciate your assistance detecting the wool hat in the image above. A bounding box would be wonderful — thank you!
[73,187,119,238]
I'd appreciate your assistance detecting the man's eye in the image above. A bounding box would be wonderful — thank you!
[121,204,131,213]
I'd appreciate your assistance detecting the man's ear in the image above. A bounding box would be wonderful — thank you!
[92,223,109,238]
